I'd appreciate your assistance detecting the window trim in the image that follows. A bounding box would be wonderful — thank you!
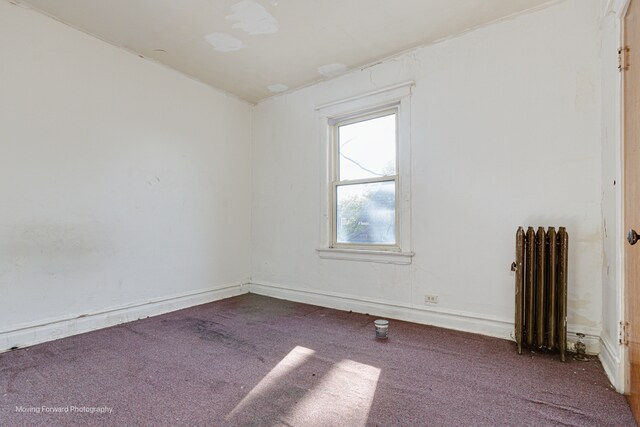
[331,107,399,250]
[316,81,415,264]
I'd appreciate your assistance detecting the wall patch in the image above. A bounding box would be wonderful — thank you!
[318,63,348,77]
[227,1,278,36]
[204,33,246,52]
[267,84,289,93]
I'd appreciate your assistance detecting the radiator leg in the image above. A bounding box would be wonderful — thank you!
[558,227,569,362]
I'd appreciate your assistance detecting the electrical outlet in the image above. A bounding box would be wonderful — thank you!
[424,294,439,304]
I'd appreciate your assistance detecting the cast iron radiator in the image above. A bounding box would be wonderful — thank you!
[512,227,568,361]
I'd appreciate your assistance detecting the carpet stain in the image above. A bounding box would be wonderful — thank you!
[177,317,259,354]
[209,380,228,393]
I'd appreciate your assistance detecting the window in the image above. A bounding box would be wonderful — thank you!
[333,110,398,247]
[316,81,414,264]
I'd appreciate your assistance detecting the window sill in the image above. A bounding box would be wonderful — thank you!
[316,247,414,265]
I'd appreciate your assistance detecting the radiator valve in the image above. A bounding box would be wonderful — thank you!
[573,333,589,361]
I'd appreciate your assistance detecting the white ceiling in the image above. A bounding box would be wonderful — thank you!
[21,0,554,103]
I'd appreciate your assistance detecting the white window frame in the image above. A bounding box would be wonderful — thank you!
[316,81,414,264]
[331,108,399,249]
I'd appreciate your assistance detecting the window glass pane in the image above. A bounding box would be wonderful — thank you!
[338,113,396,181]
[336,181,396,245]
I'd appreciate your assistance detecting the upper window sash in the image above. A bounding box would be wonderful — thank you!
[333,108,399,185]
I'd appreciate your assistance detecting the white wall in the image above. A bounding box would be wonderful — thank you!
[0,1,252,349]
[251,0,605,350]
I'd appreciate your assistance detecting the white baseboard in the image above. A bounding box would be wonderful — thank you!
[1,278,609,375]
[249,280,602,354]
[249,280,514,340]
[600,333,625,393]
[0,281,249,353]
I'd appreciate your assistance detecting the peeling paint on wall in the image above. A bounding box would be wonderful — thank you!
[318,63,347,77]
[226,0,278,36]
[204,32,246,52]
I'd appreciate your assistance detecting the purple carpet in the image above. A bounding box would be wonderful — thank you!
[0,294,635,426]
